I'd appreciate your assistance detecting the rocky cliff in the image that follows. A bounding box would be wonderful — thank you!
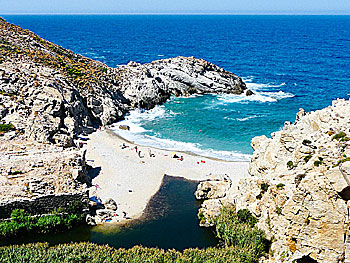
[0,17,247,217]
[196,99,350,262]
[0,17,247,146]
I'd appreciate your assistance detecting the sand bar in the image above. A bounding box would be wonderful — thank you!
[84,129,250,223]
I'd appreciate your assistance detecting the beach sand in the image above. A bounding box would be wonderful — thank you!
[84,129,250,223]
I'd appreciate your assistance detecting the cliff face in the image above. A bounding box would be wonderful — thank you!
[0,17,247,217]
[0,17,246,146]
[196,99,350,262]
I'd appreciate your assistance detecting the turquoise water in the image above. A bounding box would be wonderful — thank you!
[3,15,350,160]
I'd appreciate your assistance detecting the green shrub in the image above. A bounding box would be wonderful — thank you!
[0,123,14,133]
[275,207,282,215]
[276,183,285,190]
[287,161,294,169]
[314,160,322,167]
[333,132,347,140]
[236,209,258,227]
[0,242,263,263]
[334,157,350,167]
[260,183,269,193]
[302,139,311,146]
[304,155,312,163]
[214,206,268,259]
[0,209,84,239]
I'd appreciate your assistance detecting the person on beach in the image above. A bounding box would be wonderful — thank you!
[138,151,141,158]
[148,148,155,157]
[178,156,183,161]
[135,146,138,152]
[121,143,128,149]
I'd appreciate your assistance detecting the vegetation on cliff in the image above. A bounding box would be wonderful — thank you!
[0,17,113,92]
[0,123,14,133]
[0,206,267,263]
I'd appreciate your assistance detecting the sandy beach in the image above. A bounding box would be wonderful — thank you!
[84,129,250,223]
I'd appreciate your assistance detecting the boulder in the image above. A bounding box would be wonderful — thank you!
[104,198,118,211]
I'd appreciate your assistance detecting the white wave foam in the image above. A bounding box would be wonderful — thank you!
[112,126,251,161]
[246,82,286,90]
[113,106,172,135]
[111,107,251,162]
[216,77,293,104]
[223,115,262,121]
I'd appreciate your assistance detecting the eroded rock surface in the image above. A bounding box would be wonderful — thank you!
[0,17,246,146]
[0,17,246,219]
[0,134,89,218]
[196,99,350,263]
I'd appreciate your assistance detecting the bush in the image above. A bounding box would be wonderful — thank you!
[0,209,84,238]
[0,123,14,133]
[275,207,282,215]
[237,209,258,227]
[260,183,269,193]
[303,155,312,163]
[314,160,322,167]
[333,132,347,140]
[287,161,294,169]
[302,139,311,146]
[334,157,350,167]
[0,242,264,263]
[276,183,285,190]
[214,206,268,260]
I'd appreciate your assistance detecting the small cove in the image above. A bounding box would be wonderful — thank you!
[0,176,218,250]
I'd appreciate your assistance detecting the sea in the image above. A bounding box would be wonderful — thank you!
[3,15,350,161]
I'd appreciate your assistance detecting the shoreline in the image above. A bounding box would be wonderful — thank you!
[84,128,250,224]
[110,129,248,163]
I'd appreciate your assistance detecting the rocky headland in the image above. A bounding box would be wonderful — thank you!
[0,17,248,221]
[196,98,350,262]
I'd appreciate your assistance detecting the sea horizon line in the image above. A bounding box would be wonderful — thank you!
[1,12,350,16]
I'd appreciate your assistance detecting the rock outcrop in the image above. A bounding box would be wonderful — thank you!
[196,99,350,263]
[0,133,89,218]
[0,17,246,146]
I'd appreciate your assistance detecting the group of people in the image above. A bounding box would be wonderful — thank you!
[120,143,184,161]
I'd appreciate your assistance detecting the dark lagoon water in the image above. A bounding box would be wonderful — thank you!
[2,15,350,160]
[0,176,217,250]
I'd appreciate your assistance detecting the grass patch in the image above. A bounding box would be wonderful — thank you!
[0,209,84,239]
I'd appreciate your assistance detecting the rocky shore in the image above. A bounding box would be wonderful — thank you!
[0,17,248,221]
[195,98,350,262]
[0,17,247,147]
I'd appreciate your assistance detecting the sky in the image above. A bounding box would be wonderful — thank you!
[0,0,349,14]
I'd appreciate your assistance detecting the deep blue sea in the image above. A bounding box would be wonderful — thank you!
[3,15,350,160]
